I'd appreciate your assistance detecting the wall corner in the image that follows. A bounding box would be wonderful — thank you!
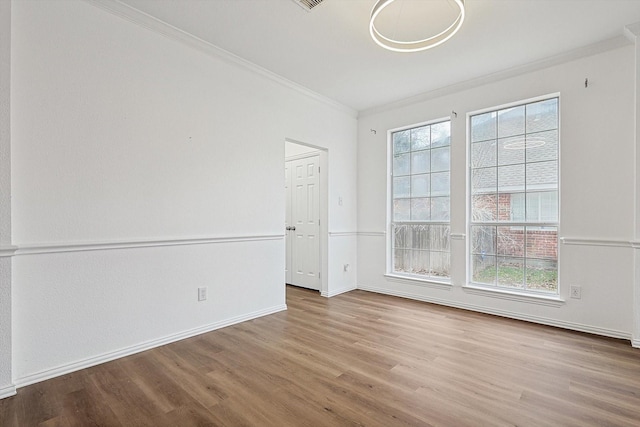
[629,21,640,346]
[0,0,14,399]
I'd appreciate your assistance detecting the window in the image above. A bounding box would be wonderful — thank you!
[469,97,558,293]
[390,120,451,280]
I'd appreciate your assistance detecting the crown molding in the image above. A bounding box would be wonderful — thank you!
[360,35,632,118]
[624,22,640,41]
[85,0,357,118]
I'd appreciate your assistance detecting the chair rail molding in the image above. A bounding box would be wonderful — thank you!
[5,234,284,257]
[559,237,633,248]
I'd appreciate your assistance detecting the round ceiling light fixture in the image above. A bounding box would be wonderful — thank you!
[369,0,466,53]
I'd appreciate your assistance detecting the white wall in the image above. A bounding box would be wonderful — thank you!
[628,23,640,347]
[0,0,13,399]
[10,0,357,385]
[285,141,319,158]
[357,45,636,338]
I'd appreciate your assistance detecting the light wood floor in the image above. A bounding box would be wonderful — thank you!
[2,286,640,426]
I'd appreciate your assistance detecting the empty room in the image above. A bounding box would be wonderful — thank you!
[2,0,640,425]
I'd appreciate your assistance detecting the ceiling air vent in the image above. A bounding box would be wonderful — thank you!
[291,0,325,11]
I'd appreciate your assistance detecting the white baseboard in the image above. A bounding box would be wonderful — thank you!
[632,338,640,349]
[322,285,357,298]
[0,384,16,400]
[14,304,287,388]
[357,284,632,342]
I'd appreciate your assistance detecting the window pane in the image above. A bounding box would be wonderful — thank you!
[525,192,540,222]
[498,105,525,138]
[498,193,513,221]
[393,176,410,198]
[526,258,557,292]
[472,167,497,195]
[411,198,430,220]
[411,126,430,150]
[497,257,525,289]
[471,112,496,142]
[498,136,526,166]
[431,147,450,172]
[394,199,410,221]
[526,98,558,134]
[393,130,411,154]
[538,191,558,222]
[525,227,557,260]
[431,197,450,221]
[498,164,525,193]
[411,225,429,250]
[431,121,451,147]
[471,226,496,255]
[471,140,497,168]
[526,161,558,187]
[526,130,558,163]
[394,249,411,273]
[430,251,450,277]
[411,150,430,174]
[510,193,525,222]
[393,153,410,176]
[394,224,410,249]
[472,194,497,221]
[411,174,430,197]
[411,250,430,275]
[431,172,449,197]
[430,225,450,251]
[497,226,524,257]
[472,254,496,285]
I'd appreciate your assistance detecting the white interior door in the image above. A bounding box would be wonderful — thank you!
[285,155,320,290]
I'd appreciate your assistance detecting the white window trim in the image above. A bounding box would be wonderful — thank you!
[384,273,452,290]
[462,283,565,307]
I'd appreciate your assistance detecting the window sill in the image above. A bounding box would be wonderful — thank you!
[462,284,565,307]
[384,273,452,290]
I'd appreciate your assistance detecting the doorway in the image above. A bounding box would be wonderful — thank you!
[285,141,324,292]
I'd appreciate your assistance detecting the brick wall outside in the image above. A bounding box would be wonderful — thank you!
[474,193,557,260]
[497,229,557,259]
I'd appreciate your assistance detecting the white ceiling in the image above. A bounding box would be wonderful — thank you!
[118,0,640,112]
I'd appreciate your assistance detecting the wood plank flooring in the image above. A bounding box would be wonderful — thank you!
[2,285,640,426]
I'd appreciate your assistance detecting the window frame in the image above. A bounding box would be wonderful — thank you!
[387,117,452,284]
[466,94,561,295]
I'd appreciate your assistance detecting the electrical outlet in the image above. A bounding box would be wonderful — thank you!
[198,286,207,301]
[570,285,581,299]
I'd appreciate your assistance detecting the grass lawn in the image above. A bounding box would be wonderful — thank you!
[474,264,557,292]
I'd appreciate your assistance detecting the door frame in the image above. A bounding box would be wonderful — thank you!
[285,139,328,296]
